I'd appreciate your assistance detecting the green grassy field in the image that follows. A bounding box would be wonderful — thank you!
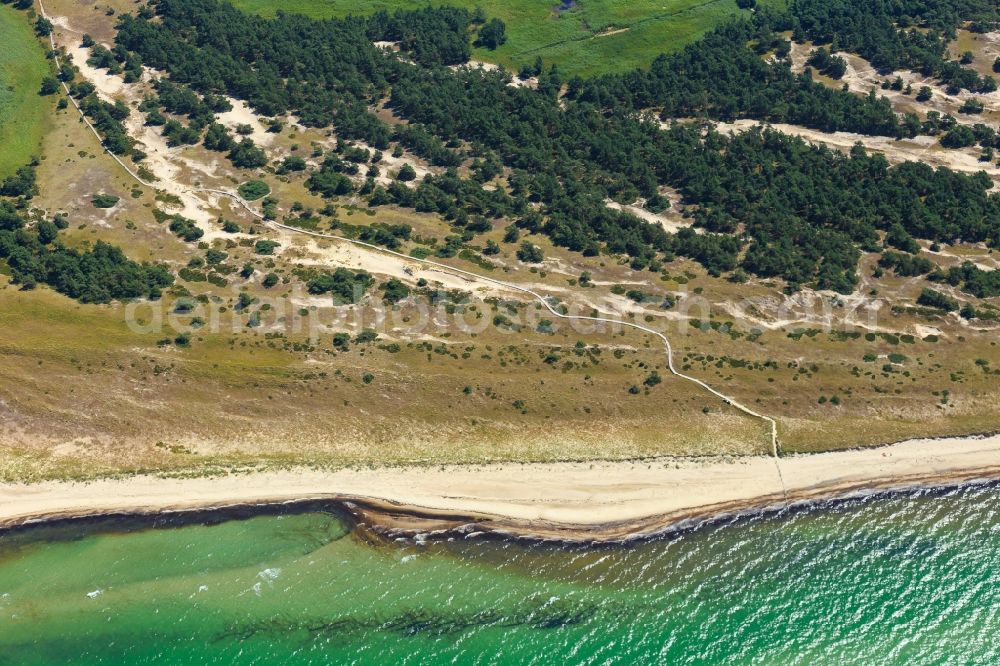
[230,0,782,77]
[0,4,51,178]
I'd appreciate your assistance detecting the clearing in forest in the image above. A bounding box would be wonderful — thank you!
[230,0,783,77]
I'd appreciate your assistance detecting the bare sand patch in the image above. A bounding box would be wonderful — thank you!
[68,44,124,101]
[790,42,999,121]
[215,97,276,148]
[375,150,435,186]
[925,245,1000,271]
[281,232,504,294]
[451,60,536,89]
[595,26,629,38]
[604,198,694,234]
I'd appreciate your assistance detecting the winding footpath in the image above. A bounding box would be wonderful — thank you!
[37,1,785,494]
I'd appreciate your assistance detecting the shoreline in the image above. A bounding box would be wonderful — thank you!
[1,433,1000,542]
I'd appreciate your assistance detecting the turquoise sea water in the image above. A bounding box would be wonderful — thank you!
[1,484,999,664]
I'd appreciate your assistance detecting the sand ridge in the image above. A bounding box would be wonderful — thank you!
[1,433,998,542]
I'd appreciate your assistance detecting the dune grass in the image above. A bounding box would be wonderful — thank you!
[230,0,784,78]
[0,4,51,178]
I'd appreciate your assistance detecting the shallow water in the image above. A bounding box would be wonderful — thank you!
[1,484,999,664]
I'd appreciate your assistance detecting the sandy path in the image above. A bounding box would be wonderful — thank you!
[838,52,999,118]
[2,433,998,541]
[789,41,999,121]
[926,245,1000,271]
[281,232,492,293]
[706,120,1000,183]
[40,2,795,461]
[20,7,1000,541]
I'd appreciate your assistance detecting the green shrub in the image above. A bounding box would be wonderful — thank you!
[91,193,120,208]
[254,240,280,255]
[516,242,543,263]
[917,288,959,312]
[238,180,270,200]
[168,215,204,242]
[205,248,227,264]
[355,329,379,344]
[332,332,350,350]
[381,278,410,304]
[306,267,372,302]
[396,164,416,182]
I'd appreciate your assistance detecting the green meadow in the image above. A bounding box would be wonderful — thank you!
[0,3,51,178]
[230,0,782,77]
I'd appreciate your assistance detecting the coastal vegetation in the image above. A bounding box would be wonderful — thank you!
[113,0,1000,293]
[0,197,173,302]
[3,5,1000,662]
[0,0,996,483]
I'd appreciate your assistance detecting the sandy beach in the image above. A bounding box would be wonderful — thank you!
[1,433,999,541]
